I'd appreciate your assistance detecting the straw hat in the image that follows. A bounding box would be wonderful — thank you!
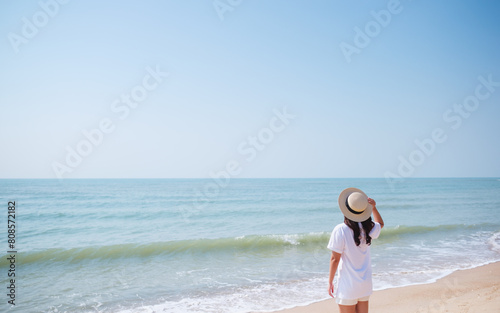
[338,187,373,222]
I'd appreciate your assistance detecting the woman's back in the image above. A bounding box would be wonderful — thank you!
[328,222,382,299]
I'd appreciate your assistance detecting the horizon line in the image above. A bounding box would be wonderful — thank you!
[1,176,499,180]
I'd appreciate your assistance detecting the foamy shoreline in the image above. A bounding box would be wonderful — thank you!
[266,261,500,313]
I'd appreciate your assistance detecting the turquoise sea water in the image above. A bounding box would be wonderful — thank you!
[1,178,500,312]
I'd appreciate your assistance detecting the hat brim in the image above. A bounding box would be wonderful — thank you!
[338,187,373,222]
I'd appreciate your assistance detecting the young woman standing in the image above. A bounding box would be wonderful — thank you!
[327,188,384,313]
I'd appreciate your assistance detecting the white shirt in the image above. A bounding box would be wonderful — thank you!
[327,222,382,300]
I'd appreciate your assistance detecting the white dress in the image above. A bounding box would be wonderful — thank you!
[327,222,382,300]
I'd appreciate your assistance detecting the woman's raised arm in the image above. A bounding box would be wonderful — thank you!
[368,198,384,228]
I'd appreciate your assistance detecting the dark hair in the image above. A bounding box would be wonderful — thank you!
[344,216,375,246]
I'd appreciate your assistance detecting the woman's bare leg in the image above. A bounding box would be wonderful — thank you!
[338,304,356,313]
[355,301,369,313]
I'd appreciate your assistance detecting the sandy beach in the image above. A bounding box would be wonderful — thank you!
[270,261,500,313]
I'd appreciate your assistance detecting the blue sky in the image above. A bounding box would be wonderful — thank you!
[1,0,499,179]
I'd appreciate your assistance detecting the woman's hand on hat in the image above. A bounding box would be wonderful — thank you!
[367,198,376,207]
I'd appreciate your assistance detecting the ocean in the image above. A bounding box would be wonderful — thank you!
[1,178,499,313]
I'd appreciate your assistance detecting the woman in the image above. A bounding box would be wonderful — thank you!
[327,188,384,313]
